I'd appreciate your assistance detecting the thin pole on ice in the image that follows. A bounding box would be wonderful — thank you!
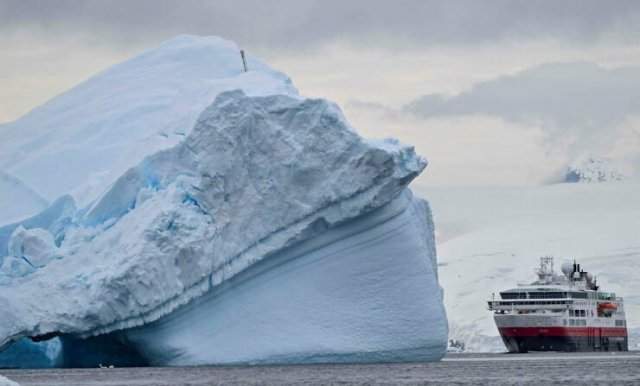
[240,50,248,72]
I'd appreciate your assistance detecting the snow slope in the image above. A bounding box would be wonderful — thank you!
[0,172,48,226]
[0,89,447,365]
[0,35,296,207]
[413,182,640,351]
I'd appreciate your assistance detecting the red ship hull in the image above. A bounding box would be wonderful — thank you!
[498,327,628,353]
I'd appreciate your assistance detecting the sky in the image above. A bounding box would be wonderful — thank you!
[2,0,640,186]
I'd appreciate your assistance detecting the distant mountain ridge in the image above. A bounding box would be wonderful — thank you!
[565,157,626,183]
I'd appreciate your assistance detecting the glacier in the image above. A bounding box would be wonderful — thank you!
[0,36,447,367]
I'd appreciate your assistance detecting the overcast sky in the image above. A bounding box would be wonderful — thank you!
[2,0,640,185]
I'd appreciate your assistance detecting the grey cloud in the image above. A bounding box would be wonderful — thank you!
[404,61,640,162]
[2,0,640,51]
[405,62,640,129]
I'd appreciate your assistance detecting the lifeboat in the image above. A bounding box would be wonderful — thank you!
[598,302,617,315]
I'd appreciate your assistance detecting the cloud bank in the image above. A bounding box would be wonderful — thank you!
[2,0,640,51]
[406,62,640,129]
[404,62,640,160]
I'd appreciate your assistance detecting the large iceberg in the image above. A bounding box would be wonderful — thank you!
[0,36,447,366]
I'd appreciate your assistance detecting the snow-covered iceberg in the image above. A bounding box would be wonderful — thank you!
[0,36,447,366]
[0,35,296,207]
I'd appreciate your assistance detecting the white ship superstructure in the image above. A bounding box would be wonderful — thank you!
[488,257,628,352]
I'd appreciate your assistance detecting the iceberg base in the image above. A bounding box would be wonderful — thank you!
[124,191,446,365]
[59,191,447,366]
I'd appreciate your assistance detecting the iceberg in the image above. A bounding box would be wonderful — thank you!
[0,36,447,366]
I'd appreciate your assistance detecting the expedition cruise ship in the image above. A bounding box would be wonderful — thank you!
[488,257,628,353]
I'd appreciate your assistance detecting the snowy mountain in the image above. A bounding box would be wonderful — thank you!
[412,182,640,352]
[0,172,48,226]
[565,157,626,183]
[0,36,447,367]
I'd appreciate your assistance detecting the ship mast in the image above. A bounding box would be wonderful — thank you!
[536,256,555,284]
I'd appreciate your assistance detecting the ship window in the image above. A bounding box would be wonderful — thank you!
[569,319,575,326]
[528,292,564,299]
[569,292,588,299]
[501,292,526,299]
[563,319,567,326]
[569,310,574,317]
[615,320,625,327]
[597,292,615,300]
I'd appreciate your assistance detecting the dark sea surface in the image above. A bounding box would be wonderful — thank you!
[3,352,640,386]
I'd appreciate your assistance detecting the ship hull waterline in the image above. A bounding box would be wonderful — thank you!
[498,327,628,353]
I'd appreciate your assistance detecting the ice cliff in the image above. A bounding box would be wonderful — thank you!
[0,36,447,366]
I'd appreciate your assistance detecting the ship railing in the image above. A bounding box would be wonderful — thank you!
[488,299,573,311]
